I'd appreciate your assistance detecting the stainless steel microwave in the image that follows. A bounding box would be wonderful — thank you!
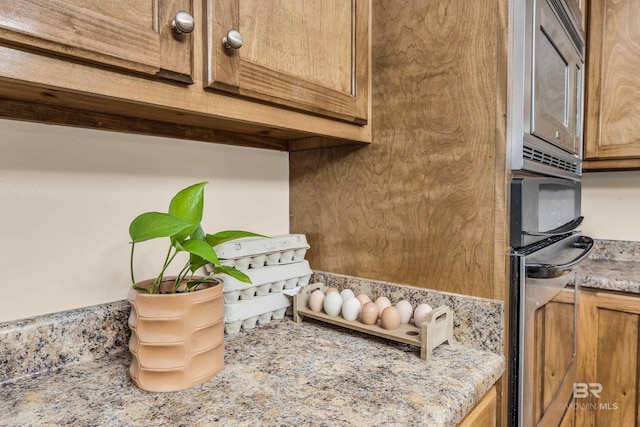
[508,0,585,180]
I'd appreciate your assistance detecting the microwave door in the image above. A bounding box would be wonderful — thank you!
[531,0,581,155]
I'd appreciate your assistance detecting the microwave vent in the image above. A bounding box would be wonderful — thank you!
[523,145,579,173]
[548,0,584,56]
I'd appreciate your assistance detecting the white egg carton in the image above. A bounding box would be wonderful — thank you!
[223,292,292,335]
[213,234,310,271]
[212,260,312,304]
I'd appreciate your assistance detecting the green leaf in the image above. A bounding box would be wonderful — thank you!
[190,225,206,241]
[169,182,207,242]
[180,239,220,265]
[129,212,192,243]
[214,265,252,284]
[206,230,269,248]
[180,227,216,272]
[189,256,208,273]
[188,226,207,271]
[185,277,218,291]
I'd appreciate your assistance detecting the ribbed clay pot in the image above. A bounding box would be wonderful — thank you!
[127,277,224,392]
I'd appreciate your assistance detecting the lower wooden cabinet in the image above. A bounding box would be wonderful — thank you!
[559,399,577,427]
[535,292,576,424]
[577,290,640,426]
[459,386,497,427]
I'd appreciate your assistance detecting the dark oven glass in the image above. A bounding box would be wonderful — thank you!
[510,178,582,248]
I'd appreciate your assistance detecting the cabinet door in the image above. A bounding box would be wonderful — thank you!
[584,0,640,169]
[458,386,496,427]
[204,0,369,124]
[0,0,193,83]
[579,291,640,426]
[559,399,576,427]
[533,290,576,425]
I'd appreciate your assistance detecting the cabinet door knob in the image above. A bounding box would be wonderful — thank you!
[222,29,243,50]
[172,11,195,34]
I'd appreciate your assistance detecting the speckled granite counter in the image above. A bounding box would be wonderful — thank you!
[576,239,640,294]
[0,272,505,427]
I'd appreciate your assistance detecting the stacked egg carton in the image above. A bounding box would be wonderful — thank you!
[208,234,312,334]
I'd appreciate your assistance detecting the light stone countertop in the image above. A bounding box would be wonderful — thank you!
[0,318,503,427]
[0,271,505,426]
[576,239,640,294]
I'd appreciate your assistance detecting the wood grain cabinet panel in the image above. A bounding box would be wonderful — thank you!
[531,290,577,426]
[584,0,640,170]
[578,291,640,426]
[559,400,576,427]
[0,0,372,150]
[0,0,193,82]
[458,386,497,427]
[540,299,575,421]
[204,0,369,124]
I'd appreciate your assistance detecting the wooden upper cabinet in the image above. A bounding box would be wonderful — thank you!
[0,0,371,150]
[0,0,193,83]
[204,0,369,124]
[584,0,640,170]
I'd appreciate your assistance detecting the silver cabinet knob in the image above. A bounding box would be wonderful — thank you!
[222,29,243,50]
[172,11,194,34]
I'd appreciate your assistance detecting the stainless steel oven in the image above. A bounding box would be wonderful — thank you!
[510,177,582,248]
[508,177,593,427]
[508,0,585,180]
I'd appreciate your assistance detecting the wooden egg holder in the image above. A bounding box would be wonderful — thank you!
[293,283,455,361]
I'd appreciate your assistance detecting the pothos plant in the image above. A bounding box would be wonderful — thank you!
[128,181,264,294]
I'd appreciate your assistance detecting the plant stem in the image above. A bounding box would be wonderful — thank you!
[173,262,191,293]
[151,246,177,294]
[130,243,137,287]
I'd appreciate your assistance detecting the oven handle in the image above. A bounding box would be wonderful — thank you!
[523,216,584,237]
[526,235,594,278]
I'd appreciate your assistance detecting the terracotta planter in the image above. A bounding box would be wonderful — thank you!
[127,277,224,392]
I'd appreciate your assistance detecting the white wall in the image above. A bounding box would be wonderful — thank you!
[4,119,636,323]
[0,119,289,322]
[582,170,640,241]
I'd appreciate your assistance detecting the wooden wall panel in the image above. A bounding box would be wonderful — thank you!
[289,0,509,300]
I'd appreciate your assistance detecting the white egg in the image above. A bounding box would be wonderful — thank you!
[374,297,392,318]
[340,289,356,301]
[395,300,413,324]
[341,297,362,321]
[308,289,325,312]
[413,303,433,327]
[323,292,343,316]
